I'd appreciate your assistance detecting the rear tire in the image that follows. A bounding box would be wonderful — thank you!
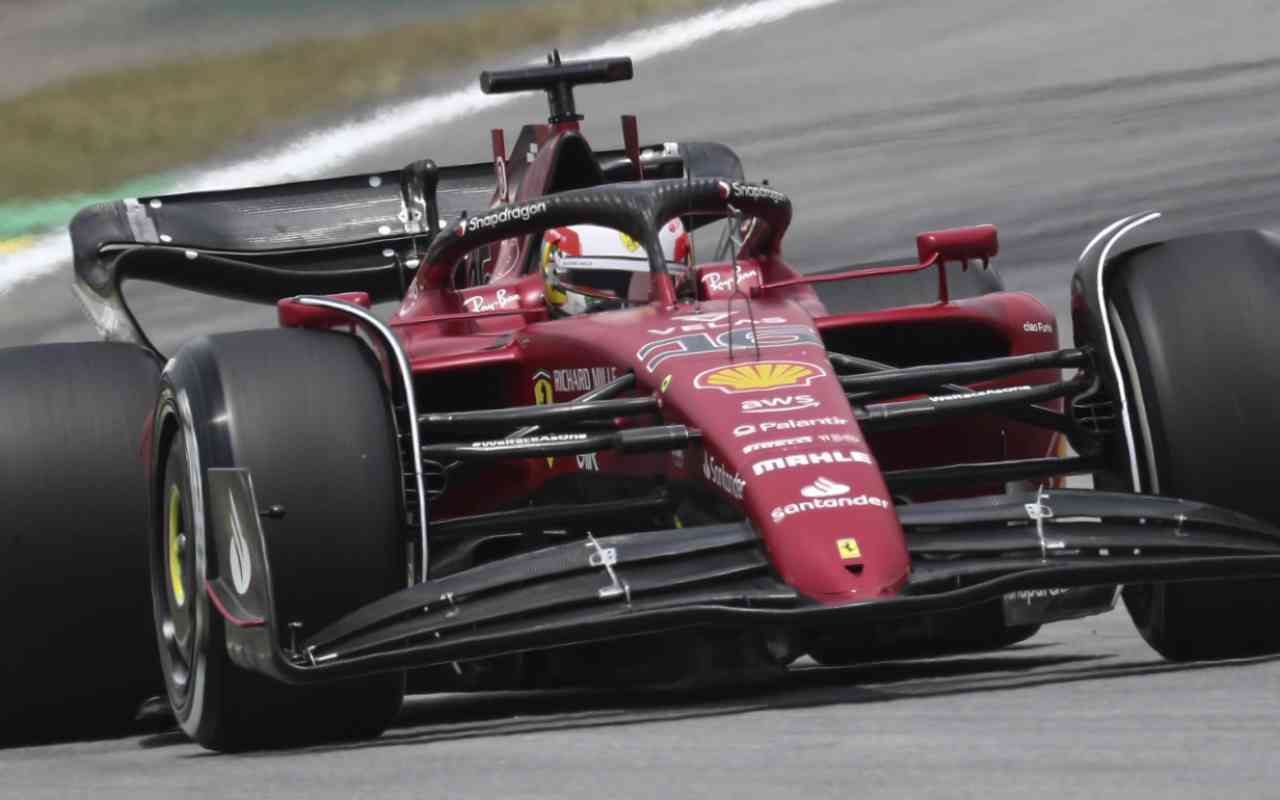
[0,343,160,744]
[152,329,406,751]
[1107,229,1280,660]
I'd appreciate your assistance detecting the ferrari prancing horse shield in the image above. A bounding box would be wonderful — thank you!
[836,538,861,560]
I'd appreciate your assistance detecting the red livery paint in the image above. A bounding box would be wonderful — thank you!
[282,111,1060,605]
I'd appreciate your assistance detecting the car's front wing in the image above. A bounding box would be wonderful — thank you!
[204,469,1280,684]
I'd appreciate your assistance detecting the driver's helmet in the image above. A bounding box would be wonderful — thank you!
[541,219,691,316]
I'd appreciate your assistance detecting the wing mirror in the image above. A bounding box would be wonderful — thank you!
[916,224,999,268]
[277,292,370,329]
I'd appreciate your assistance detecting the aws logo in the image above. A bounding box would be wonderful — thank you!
[740,394,820,414]
[694,360,825,394]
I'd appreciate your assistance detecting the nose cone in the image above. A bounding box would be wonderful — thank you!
[603,299,913,603]
[666,353,910,602]
[700,413,911,603]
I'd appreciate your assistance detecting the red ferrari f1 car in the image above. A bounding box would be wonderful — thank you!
[6,55,1280,750]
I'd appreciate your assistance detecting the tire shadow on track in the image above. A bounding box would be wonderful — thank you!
[131,644,1280,756]
[1,702,175,751]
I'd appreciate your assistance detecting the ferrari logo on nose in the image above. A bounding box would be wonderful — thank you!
[836,538,861,560]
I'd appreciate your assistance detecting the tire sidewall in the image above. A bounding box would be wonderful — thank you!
[1106,231,1280,659]
[149,330,407,749]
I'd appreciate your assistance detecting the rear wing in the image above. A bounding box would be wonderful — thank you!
[70,139,743,354]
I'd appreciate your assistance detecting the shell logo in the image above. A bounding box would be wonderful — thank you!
[693,360,827,394]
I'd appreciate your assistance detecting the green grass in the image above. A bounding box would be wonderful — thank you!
[0,0,718,205]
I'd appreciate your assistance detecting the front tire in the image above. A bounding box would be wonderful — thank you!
[1106,229,1280,660]
[152,329,406,751]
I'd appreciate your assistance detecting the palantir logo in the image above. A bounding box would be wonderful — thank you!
[800,477,850,499]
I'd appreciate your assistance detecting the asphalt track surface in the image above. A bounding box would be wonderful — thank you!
[5,0,1280,796]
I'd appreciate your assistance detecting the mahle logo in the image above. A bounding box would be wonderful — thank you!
[751,450,872,476]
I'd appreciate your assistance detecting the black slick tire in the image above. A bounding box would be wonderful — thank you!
[152,329,406,751]
[1107,229,1280,660]
[0,343,161,744]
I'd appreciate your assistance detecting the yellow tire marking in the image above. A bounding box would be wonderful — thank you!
[167,484,186,607]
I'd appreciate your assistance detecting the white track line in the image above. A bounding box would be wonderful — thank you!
[0,0,841,295]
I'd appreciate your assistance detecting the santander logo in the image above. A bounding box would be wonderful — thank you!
[801,477,850,498]
[770,477,892,523]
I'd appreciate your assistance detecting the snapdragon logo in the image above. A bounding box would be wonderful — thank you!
[466,201,549,233]
[717,180,787,205]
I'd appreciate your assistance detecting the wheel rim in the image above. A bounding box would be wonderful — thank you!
[157,465,196,702]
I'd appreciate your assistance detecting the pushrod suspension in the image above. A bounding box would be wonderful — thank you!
[421,425,699,462]
[839,348,1089,397]
[857,377,1091,431]
[883,454,1102,491]
[828,350,1082,435]
[420,394,656,430]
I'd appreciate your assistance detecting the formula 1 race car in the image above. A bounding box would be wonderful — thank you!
[5,54,1280,750]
